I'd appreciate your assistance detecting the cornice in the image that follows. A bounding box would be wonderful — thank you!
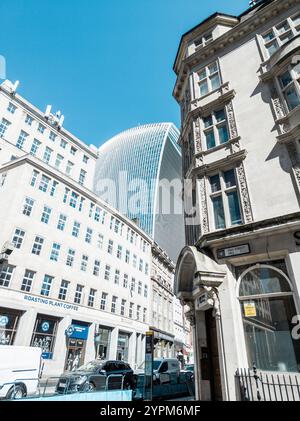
[192,149,247,177]
[173,0,300,99]
[196,211,300,249]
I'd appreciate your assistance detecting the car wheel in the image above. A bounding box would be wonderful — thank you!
[6,385,26,400]
[83,382,96,393]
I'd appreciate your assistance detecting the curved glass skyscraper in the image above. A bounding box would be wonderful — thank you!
[94,123,185,261]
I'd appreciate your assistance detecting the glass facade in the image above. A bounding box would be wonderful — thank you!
[94,123,184,261]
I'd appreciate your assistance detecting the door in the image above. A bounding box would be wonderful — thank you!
[65,338,86,371]
[205,309,222,401]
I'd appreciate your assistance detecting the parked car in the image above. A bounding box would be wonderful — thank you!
[0,345,42,400]
[135,358,181,385]
[56,360,134,394]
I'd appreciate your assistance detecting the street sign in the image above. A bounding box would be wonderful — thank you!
[217,244,250,259]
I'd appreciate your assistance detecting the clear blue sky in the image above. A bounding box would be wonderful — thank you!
[0,0,246,147]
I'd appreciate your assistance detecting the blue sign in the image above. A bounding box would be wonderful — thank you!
[0,316,9,327]
[65,324,89,340]
[42,352,53,360]
[41,322,50,332]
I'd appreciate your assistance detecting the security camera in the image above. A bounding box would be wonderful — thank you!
[0,242,15,263]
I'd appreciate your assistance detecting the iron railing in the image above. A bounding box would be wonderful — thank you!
[235,365,300,401]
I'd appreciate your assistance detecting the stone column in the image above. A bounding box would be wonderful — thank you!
[85,322,96,363]
[128,331,137,368]
[14,308,37,346]
[108,326,119,360]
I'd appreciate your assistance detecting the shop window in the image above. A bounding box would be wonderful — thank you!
[0,307,22,345]
[239,265,300,373]
[95,326,111,360]
[31,314,59,358]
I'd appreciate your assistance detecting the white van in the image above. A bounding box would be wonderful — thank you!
[0,346,42,399]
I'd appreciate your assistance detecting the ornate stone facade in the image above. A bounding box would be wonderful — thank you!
[236,162,254,224]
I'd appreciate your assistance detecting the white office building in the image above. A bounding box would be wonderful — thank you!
[0,79,152,376]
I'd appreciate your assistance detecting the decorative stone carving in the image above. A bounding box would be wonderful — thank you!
[236,162,253,224]
[194,117,202,153]
[199,176,209,234]
[226,101,238,139]
[272,97,286,120]
[202,287,221,320]
[230,139,241,154]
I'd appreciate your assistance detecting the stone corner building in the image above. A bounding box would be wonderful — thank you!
[173,0,300,401]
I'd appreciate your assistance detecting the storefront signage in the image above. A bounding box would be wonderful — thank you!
[294,232,300,246]
[217,244,250,259]
[0,316,9,327]
[244,302,257,318]
[41,322,50,332]
[65,324,89,340]
[42,352,53,360]
[24,295,79,311]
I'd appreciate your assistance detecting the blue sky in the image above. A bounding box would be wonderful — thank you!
[0,0,246,147]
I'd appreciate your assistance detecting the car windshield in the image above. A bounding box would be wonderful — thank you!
[138,361,162,371]
[76,361,102,372]
[185,365,194,371]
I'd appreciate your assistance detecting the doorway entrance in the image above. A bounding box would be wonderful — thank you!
[205,309,222,401]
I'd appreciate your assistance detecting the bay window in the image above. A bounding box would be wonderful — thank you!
[278,62,300,111]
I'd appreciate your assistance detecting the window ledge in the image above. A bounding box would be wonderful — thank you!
[195,136,241,158]
[190,82,235,115]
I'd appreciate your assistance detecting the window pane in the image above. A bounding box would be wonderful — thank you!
[218,124,229,144]
[212,196,225,229]
[241,295,300,373]
[263,31,275,42]
[279,71,292,88]
[239,267,291,296]
[203,115,213,128]
[199,81,209,96]
[210,174,221,193]
[215,109,226,122]
[210,73,221,90]
[285,86,300,110]
[205,130,216,149]
[266,41,279,56]
[224,169,236,188]
[208,62,218,75]
[227,190,242,225]
[276,21,290,34]
[198,69,206,80]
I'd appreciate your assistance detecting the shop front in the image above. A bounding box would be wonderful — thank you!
[64,321,90,371]
[0,307,23,345]
[30,313,61,360]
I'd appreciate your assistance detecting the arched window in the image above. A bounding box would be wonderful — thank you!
[239,265,300,373]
